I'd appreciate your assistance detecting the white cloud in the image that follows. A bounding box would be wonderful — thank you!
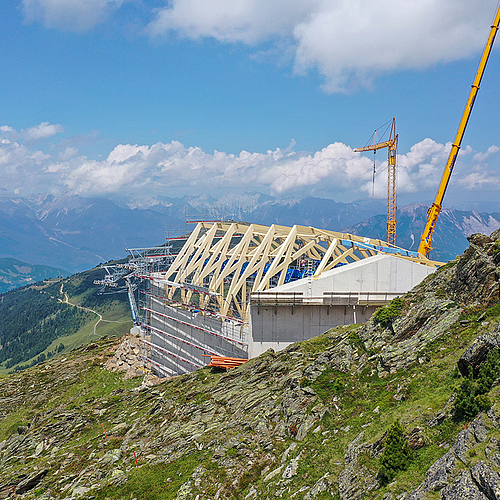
[0,140,55,195]
[472,145,500,163]
[147,0,494,92]
[1,123,499,201]
[20,0,496,91]
[58,147,79,161]
[20,122,64,141]
[147,0,317,43]
[458,170,500,190]
[1,122,64,143]
[22,0,125,32]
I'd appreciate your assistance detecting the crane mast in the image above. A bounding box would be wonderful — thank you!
[418,4,500,257]
[355,117,398,246]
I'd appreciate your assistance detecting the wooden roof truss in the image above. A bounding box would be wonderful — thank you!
[161,221,439,322]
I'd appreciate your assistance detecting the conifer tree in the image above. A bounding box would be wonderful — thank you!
[379,420,412,484]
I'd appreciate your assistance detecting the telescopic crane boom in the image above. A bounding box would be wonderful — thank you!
[418,3,500,257]
[355,117,398,246]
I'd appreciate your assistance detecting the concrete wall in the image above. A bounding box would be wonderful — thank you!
[249,303,378,357]
[274,254,435,295]
[248,254,435,357]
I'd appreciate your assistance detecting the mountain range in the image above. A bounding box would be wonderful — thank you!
[1,194,499,275]
[0,195,184,273]
[346,204,500,262]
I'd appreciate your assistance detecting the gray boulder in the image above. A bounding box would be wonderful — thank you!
[440,471,488,500]
[470,461,500,500]
[457,333,500,377]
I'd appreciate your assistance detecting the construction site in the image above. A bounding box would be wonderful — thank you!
[95,5,500,377]
[97,223,439,376]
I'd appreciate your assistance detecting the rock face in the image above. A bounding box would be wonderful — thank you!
[447,232,500,307]
[457,328,500,377]
[0,229,499,500]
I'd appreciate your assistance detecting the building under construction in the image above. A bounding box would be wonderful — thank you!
[124,221,439,377]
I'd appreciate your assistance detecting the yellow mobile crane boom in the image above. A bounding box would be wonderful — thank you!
[355,117,398,246]
[419,4,500,257]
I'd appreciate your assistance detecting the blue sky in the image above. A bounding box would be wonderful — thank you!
[1,0,499,207]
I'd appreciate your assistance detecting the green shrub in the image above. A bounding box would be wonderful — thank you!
[454,349,499,422]
[379,420,412,484]
[374,297,405,329]
[454,376,481,422]
[493,240,500,256]
[474,394,492,412]
[476,349,500,394]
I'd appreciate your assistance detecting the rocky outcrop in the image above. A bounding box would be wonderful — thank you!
[458,327,500,376]
[407,411,500,500]
[447,231,500,306]
[104,334,143,379]
[339,431,379,500]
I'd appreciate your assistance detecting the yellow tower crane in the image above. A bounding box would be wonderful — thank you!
[419,3,500,257]
[355,117,398,246]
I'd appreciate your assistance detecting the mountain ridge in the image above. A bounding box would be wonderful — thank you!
[0,257,68,294]
[1,228,500,499]
[2,194,500,275]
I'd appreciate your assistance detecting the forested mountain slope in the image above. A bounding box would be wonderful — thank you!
[0,266,132,375]
[0,258,67,294]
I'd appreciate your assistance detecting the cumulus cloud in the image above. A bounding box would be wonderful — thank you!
[21,122,65,141]
[1,123,499,200]
[60,140,379,197]
[472,145,500,163]
[20,0,495,91]
[1,122,64,143]
[22,0,125,32]
[147,0,494,92]
[458,170,500,189]
[0,139,55,195]
[147,0,316,43]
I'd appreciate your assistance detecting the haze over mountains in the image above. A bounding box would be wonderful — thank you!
[0,258,67,294]
[1,194,499,279]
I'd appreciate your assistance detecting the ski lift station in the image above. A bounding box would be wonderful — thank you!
[125,221,440,377]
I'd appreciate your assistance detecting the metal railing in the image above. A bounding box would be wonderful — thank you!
[251,290,403,307]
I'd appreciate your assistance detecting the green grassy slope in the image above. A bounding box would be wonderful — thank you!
[0,300,499,499]
[0,231,499,499]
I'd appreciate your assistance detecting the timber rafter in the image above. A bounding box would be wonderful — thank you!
[161,221,440,322]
